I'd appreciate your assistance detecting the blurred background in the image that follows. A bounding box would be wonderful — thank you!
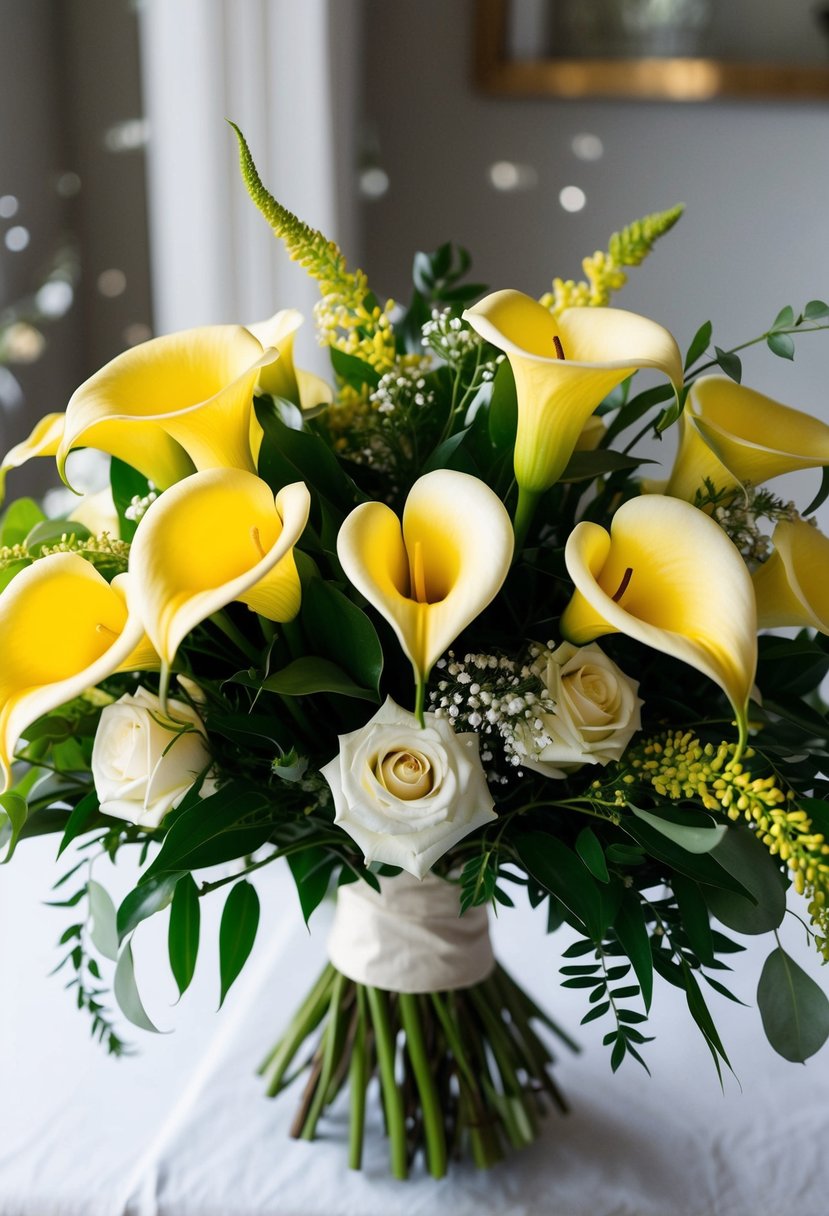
[2,0,829,499]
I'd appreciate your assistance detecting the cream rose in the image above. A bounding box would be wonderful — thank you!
[321,697,496,880]
[91,687,213,829]
[520,642,643,778]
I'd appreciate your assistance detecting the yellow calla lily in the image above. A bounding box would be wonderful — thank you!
[336,469,514,715]
[246,309,334,409]
[127,468,311,669]
[0,412,65,502]
[0,553,153,790]
[560,494,757,752]
[664,376,829,501]
[752,519,829,633]
[58,326,279,487]
[463,291,682,513]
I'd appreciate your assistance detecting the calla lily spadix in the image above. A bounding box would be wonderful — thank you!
[463,290,682,544]
[336,469,514,720]
[664,376,829,502]
[0,412,64,503]
[0,553,154,791]
[752,518,829,634]
[560,494,757,754]
[247,309,334,410]
[58,326,279,489]
[127,468,311,671]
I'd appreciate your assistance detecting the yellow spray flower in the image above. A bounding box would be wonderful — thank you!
[560,494,757,752]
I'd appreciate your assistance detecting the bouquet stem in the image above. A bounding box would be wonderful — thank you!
[260,961,577,1177]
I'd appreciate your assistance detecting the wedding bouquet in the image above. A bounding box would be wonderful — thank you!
[2,124,829,1180]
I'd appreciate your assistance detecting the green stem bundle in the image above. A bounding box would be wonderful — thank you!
[260,961,577,1177]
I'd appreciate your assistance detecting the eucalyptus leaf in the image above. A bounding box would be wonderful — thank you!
[704,828,786,935]
[630,804,727,854]
[714,346,742,383]
[766,331,795,361]
[114,940,163,1033]
[757,946,829,1062]
[770,305,794,331]
[88,880,120,962]
[219,880,260,1006]
[804,299,829,320]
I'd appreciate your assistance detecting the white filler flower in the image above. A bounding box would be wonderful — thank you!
[321,697,496,880]
[91,687,212,829]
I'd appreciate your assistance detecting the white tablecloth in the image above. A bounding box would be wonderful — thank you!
[2,836,828,1216]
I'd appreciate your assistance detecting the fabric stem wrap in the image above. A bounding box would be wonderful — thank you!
[326,871,495,993]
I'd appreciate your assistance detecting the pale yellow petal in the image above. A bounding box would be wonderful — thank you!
[59,326,278,485]
[0,555,146,789]
[0,413,65,502]
[247,309,302,401]
[561,495,757,744]
[337,470,513,682]
[463,291,682,493]
[753,519,829,633]
[127,469,310,667]
[665,377,829,501]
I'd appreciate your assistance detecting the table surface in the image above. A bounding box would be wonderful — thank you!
[2,836,829,1216]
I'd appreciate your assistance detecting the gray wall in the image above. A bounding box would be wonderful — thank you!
[358,0,829,467]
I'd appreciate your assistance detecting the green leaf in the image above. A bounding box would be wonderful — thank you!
[684,320,712,370]
[219,880,260,1006]
[603,383,674,444]
[288,848,336,925]
[87,879,120,961]
[623,815,749,894]
[0,497,45,546]
[630,804,727,854]
[254,397,361,514]
[614,890,653,1011]
[301,580,383,696]
[515,832,619,940]
[24,519,92,555]
[117,872,182,942]
[804,299,829,320]
[58,791,102,856]
[114,940,163,1032]
[110,457,152,542]
[766,331,795,361]
[714,347,742,383]
[422,427,473,474]
[168,873,201,997]
[487,360,517,451]
[757,946,829,1063]
[682,962,730,1079]
[770,305,794,331]
[703,827,786,935]
[259,655,378,702]
[559,449,653,484]
[139,783,270,882]
[581,1002,610,1024]
[575,827,609,883]
[0,791,28,863]
[803,465,829,517]
[329,347,381,389]
[672,875,714,966]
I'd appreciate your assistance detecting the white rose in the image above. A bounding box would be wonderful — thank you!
[91,687,213,829]
[321,697,497,880]
[520,642,643,778]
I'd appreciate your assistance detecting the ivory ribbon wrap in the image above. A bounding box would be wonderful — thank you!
[326,871,495,993]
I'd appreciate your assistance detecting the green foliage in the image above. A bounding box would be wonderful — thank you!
[168,874,201,997]
[219,880,260,1006]
[757,945,829,1062]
